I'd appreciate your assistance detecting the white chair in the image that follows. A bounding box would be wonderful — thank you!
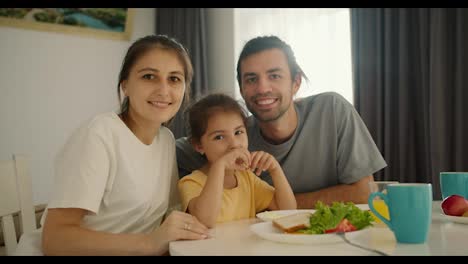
[0,154,37,256]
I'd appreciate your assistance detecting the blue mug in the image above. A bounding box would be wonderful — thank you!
[440,172,468,200]
[368,183,432,244]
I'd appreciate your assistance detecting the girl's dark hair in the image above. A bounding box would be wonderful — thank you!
[188,93,248,143]
[236,35,308,89]
[117,35,193,124]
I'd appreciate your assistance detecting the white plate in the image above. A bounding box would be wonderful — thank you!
[250,221,370,244]
[256,204,370,222]
[441,214,468,224]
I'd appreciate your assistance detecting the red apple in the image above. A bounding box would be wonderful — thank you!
[441,195,468,216]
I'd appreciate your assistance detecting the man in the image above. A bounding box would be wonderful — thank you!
[176,36,387,208]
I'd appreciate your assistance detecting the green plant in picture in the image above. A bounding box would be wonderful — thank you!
[0,8,133,41]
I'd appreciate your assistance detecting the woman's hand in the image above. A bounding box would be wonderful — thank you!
[250,151,280,176]
[148,211,209,255]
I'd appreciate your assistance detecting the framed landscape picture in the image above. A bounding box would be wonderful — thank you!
[0,8,134,41]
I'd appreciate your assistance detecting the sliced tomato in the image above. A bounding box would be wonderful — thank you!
[324,219,357,233]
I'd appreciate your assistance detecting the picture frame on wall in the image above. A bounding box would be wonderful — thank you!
[0,8,134,41]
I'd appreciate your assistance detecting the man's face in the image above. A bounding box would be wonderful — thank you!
[239,48,300,123]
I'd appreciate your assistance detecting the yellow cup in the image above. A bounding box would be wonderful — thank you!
[368,181,399,223]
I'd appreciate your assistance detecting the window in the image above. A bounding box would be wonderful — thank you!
[234,8,353,104]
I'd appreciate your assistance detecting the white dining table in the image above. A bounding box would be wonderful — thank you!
[169,201,468,256]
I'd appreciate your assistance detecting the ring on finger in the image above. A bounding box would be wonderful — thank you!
[184,223,191,230]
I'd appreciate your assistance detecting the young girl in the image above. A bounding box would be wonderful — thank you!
[178,93,296,228]
[16,35,209,256]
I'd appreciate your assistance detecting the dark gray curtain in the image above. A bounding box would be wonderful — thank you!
[156,8,209,138]
[351,8,468,199]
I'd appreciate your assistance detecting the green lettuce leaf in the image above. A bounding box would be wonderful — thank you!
[297,201,374,234]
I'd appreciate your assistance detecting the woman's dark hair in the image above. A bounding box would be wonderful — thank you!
[188,93,248,144]
[117,35,193,124]
[236,35,308,89]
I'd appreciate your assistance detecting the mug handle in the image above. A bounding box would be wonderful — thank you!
[368,192,393,230]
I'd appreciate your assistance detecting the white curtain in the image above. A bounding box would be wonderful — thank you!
[234,8,353,104]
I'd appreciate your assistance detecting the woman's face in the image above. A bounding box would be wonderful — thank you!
[122,48,186,126]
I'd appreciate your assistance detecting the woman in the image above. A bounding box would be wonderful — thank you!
[17,35,209,256]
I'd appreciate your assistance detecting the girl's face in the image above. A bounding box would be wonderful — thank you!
[195,111,248,164]
[122,48,186,126]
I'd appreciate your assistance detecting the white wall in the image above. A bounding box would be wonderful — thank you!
[206,9,236,97]
[0,8,156,205]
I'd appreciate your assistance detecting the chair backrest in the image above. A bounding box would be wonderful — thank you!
[0,154,37,256]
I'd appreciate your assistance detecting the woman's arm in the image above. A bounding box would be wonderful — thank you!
[42,208,153,255]
[42,208,208,256]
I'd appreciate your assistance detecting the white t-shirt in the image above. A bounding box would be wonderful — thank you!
[15,112,179,255]
[46,111,179,233]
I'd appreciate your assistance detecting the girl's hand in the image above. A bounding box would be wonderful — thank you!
[216,148,251,171]
[250,151,280,176]
[148,211,209,254]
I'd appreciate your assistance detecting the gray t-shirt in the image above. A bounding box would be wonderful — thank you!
[176,92,387,194]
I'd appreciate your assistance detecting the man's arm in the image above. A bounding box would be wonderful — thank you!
[295,175,374,209]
